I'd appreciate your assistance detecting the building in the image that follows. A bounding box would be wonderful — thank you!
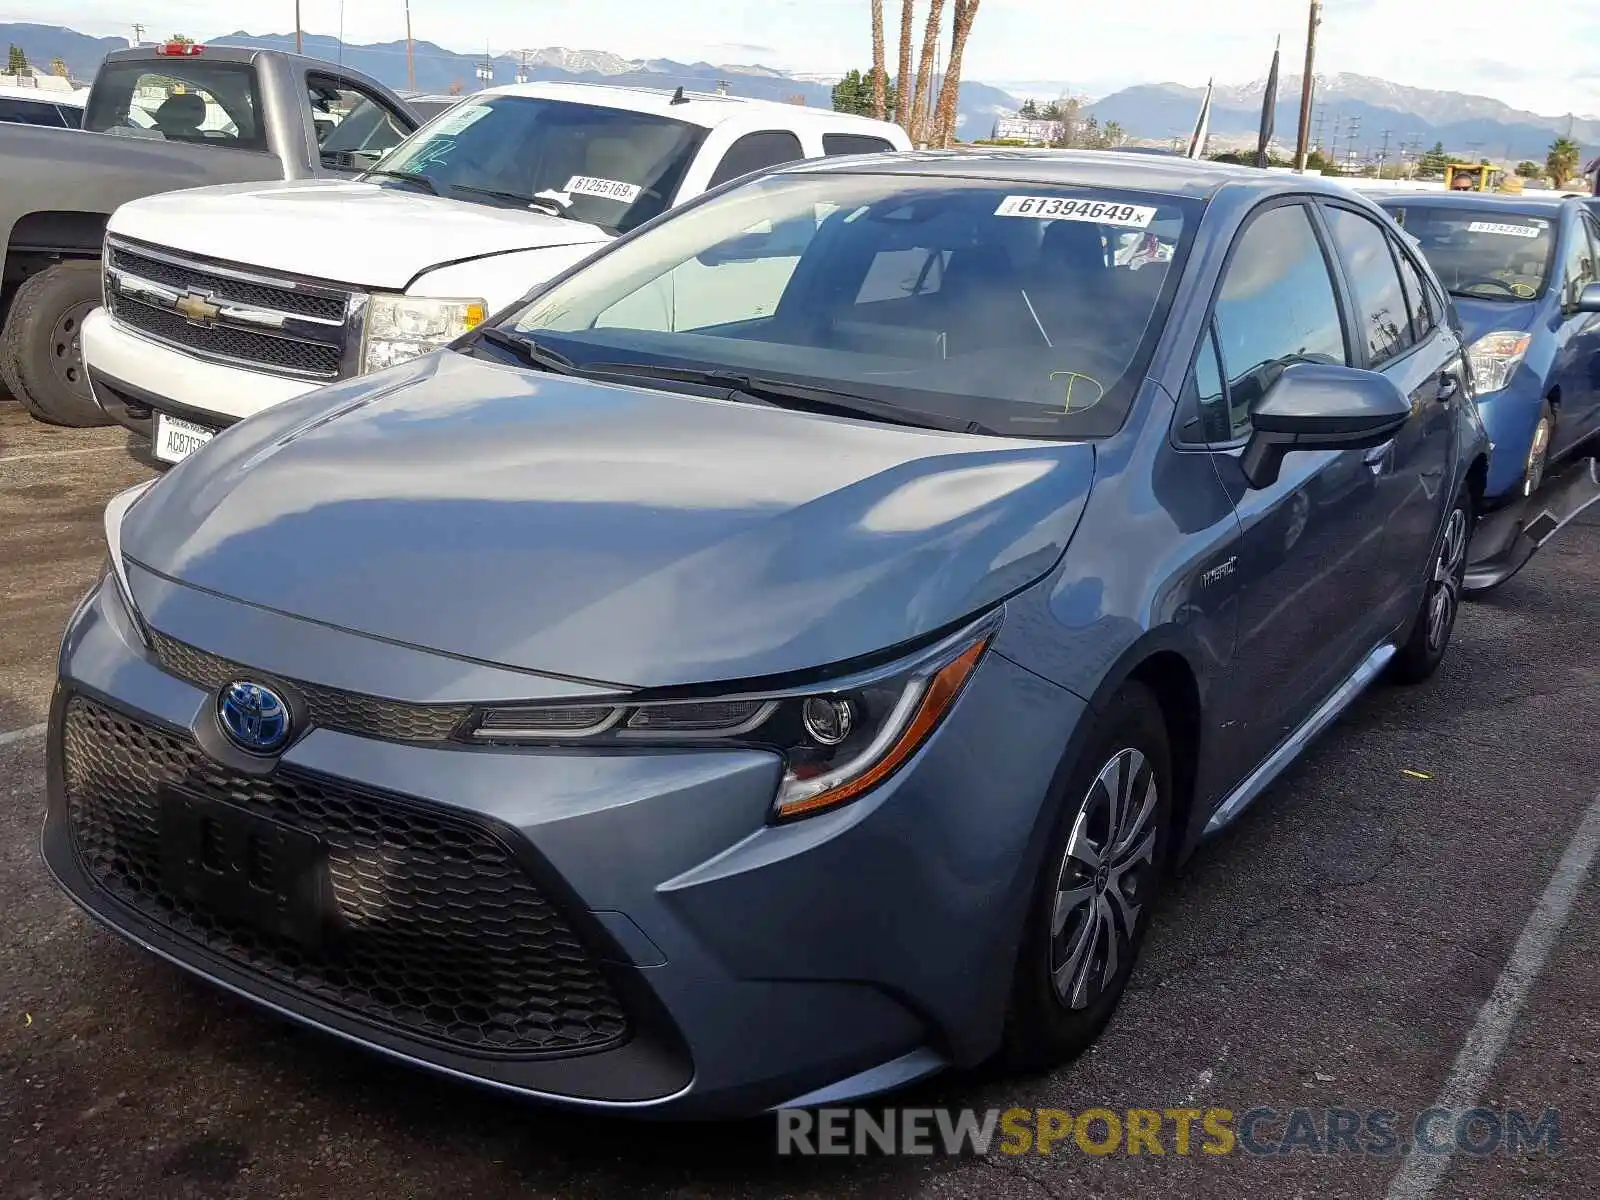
[991,116,1062,145]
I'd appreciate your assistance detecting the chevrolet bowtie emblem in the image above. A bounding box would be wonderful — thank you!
[174,291,220,325]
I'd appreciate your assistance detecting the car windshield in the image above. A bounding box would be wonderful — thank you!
[366,95,707,234]
[1384,204,1556,300]
[502,173,1198,438]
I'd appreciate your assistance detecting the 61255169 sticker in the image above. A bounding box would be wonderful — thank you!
[565,175,643,203]
[995,196,1158,227]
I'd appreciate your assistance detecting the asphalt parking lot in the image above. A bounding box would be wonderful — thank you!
[2,398,1597,1199]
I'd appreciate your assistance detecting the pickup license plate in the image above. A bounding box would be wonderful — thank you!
[153,413,216,464]
[159,788,335,948]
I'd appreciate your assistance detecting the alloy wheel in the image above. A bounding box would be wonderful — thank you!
[1049,747,1159,1011]
[1427,505,1469,652]
[1524,417,1551,497]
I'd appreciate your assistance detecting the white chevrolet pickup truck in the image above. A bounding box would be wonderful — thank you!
[82,80,911,464]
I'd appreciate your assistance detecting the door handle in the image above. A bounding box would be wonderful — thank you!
[1363,440,1393,473]
[1436,373,1459,404]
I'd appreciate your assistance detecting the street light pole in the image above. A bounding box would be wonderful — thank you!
[1293,0,1321,170]
[295,2,303,55]
[405,0,415,90]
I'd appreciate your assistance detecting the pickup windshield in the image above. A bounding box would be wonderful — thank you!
[367,95,706,234]
[1384,204,1556,300]
[503,172,1196,438]
[84,60,263,149]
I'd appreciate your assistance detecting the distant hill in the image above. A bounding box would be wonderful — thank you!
[0,23,1018,139]
[1088,73,1597,162]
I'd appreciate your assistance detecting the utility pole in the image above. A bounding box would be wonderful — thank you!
[1312,106,1327,153]
[1344,115,1361,167]
[1294,0,1322,170]
[1377,128,1392,176]
[131,22,144,47]
[294,2,302,55]
[405,0,415,90]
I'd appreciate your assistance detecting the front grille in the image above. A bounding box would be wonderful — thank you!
[108,294,343,380]
[62,696,632,1057]
[149,630,472,744]
[108,244,347,321]
[105,238,353,380]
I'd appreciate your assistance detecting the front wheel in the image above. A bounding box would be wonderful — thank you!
[995,682,1172,1074]
[1389,485,1472,684]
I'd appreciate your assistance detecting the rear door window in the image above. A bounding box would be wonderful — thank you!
[1323,206,1416,366]
[84,60,265,150]
[0,96,72,126]
[708,130,806,188]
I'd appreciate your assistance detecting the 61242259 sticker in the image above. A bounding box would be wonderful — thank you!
[995,196,1158,227]
[1467,220,1543,239]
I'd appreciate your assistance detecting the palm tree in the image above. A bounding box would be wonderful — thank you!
[869,0,887,120]
[908,0,947,146]
[931,0,980,148]
[1547,136,1581,188]
[895,0,916,130]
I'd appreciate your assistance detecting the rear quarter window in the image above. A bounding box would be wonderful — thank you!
[85,60,266,151]
[822,133,898,156]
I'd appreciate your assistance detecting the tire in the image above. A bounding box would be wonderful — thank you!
[1522,401,1554,498]
[994,681,1173,1075]
[1388,484,1472,684]
[0,260,111,428]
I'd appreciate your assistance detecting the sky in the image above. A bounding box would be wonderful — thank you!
[12,0,1600,117]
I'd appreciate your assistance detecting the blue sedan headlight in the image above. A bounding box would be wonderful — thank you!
[469,614,998,820]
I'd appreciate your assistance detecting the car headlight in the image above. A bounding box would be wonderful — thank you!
[1465,330,1531,394]
[467,614,998,821]
[361,294,487,372]
[104,479,158,645]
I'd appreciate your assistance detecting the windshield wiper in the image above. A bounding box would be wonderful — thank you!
[580,361,1000,435]
[448,183,571,217]
[363,168,442,195]
[472,327,578,374]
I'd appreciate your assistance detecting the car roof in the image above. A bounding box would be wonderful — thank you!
[0,83,84,106]
[1369,190,1570,217]
[773,148,1364,202]
[472,79,903,135]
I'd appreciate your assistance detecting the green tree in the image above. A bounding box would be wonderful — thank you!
[1547,136,1580,188]
[1019,98,1039,118]
[168,34,195,46]
[49,56,68,77]
[1081,113,1100,147]
[1417,141,1451,177]
[1515,160,1541,177]
[1049,97,1080,148]
[1101,120,1125,148]
[832,68,898,118]
[1305,147,1336,173]
[6,44,29,74]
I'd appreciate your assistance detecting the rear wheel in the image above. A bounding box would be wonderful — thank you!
[0,260,111,428]
[1389,485,1472,684]
[995,682,1172,1074]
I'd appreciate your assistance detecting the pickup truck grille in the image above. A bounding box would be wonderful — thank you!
[105,239,357,382]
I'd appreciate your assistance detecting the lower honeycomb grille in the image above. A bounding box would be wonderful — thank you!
[61,695,631,1057]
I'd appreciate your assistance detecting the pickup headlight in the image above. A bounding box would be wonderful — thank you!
[467,615,998,821]
[1465,330,1531,394]
[361,294,487,372]
[104,479,158,645]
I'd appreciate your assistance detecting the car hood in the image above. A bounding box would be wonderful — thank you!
[1450,295,1541,345]
[123,352,1097,690]
[108,179,612,291]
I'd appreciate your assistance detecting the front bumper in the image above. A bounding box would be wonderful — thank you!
[1474,384,1545,504]
[83,307,321,438]
[42,573,1086,1117]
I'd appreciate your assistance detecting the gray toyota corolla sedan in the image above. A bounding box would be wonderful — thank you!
[45,151,1488,1118]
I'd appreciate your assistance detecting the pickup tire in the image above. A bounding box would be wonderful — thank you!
[1,260,111,428]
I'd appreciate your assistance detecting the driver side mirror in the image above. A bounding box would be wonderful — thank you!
[1240,362,1412,490]
[1572,281,1600,315]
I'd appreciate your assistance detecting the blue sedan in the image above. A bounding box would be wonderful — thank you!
[1380,193,1600,586]
[45,152,1486,1117]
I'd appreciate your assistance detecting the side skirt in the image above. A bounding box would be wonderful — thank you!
[1203,642,1397,836]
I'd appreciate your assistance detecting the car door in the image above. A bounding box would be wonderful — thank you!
[1319,201,1460,628]
[1551,211,1600,448]
[1186,199,1390,767]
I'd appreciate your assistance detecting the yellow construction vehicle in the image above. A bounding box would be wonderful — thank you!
[1444,162,1504,192]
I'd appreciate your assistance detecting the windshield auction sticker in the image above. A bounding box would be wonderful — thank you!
[1467,221,1543,238]
[430,105,492,137]
[995,196,1157,227]
[564,175,643,203]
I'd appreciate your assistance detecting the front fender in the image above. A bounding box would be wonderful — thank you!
[1475,382,1545,501]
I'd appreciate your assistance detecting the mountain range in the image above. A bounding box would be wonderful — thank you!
[0,21,1591,160]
